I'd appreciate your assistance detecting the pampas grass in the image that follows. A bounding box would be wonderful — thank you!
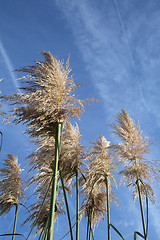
[82,136,119,240]
[0,154,25,240]
[111,109,160,239]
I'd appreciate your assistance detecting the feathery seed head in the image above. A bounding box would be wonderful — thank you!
[0,154,24,215]
[59,121,84,182]
[112,109,159,203]
[27,121,84,187]
[1,52,96,137]
[111,109,151,163]
[84,135,118,190]
[81,136,118,226]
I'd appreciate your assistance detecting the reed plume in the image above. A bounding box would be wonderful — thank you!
[82,136,118,240]
[0,154,25,240]
[59,121,84,182]
[0,51,95,138]
[111,109,160,203]
[0,154,24,215]
[84,136,118,205]
[27,121,84,187]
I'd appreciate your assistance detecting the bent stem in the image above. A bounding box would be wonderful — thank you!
[105,175,111,240]
[47,122,63,240]
[136,179,147,240]
[12,204,18,240]
[76,169,79,240]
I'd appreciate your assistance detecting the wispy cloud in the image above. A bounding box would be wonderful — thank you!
[0,39,20,92]
[55,0,160,130]
[55,0,160,237]
[55,0,148,119]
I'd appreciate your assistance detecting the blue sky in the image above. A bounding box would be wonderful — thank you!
[0,0,160,239]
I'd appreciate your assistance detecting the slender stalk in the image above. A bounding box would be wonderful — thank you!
[47,122,63,240]
[12,204,18,240]
[59,170,73,240]
[89,208,93,240]
[76,169,79,240]
[105,175,111,240]
[86,215,90,240]
[136,179,147,240]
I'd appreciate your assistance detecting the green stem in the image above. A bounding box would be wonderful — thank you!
[76,169,79,240]
[105,175,111,240]
[47,122,63,240]
[137,179,147,240]
[89,208,93,240]
[59,170,73,240]
[12,204,18,240]
[86,215,90,240]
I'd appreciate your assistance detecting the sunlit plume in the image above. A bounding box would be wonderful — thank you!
[111,109,160,203]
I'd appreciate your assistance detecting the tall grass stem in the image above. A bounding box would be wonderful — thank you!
[89,208,93,240]
[105,176,111,240]
[76,169,79,240]
[47,123,63,240]
[137,180,147,240]
[86,216,90,240]
[12,204,18,240]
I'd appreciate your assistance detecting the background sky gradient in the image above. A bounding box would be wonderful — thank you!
[0,0,160,239]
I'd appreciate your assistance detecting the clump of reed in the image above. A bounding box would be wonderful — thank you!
[0,52,159,240]
[0,51,96,240]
